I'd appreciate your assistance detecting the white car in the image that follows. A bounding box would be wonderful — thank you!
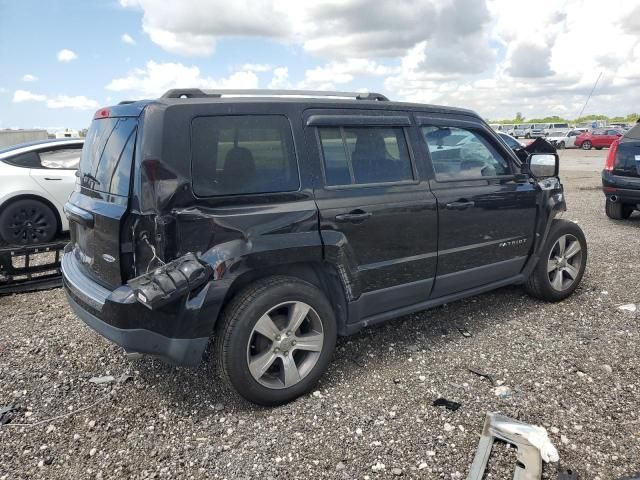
[546,130,581,149]
[0,138,83,245]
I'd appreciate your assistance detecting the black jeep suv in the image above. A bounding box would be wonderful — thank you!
[602,121,640,219]
[62,89,587,405]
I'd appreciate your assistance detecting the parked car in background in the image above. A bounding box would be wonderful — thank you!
[602,122,640,219]
[575,128,623,150]
[498,131,526,150]
[512,124,531,138]
[61,89,587,405]
[0,138,83,244]
[547,130,582,149]
[523,124,547,139]
[500,124,515,135]
[542,123,570,135]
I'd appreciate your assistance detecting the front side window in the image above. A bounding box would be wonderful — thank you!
[423,126,511,181]
[318,126,413,186]
[191,115,299,196]
[39,148,82,169]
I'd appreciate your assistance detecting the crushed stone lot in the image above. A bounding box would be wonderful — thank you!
[1,155,640,479]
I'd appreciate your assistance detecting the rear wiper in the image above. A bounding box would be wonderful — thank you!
[82,172,101,185]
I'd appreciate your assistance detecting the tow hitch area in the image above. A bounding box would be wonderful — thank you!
[0,240,68,296]
[127,252,212,310]
[467,412,559,480]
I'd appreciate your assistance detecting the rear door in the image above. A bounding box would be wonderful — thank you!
[29,144,82,209]
[418,115,538,297]
[306,109,438,317]
[67,116,137,288]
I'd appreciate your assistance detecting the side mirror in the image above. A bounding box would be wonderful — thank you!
[528,153,558,178]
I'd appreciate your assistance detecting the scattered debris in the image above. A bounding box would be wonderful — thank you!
[466,412,559,480]
[444,423,455,432]
[432,398,462,411]
[89,375,115,385]
[494,385,513,399]
[458,327,472,338]
[467,367,496,386]
[558,466,578,479]
[601,364,613,374]
[0,405,19,426]
[118,373,133,384]
[618,304,637,312]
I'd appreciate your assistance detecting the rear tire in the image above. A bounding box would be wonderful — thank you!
[605,198,634,219]
[525,219,587,302]
[215,276,337,406]
[0,198,58,245]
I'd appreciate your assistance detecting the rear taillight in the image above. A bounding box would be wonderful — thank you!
[604,138,620,171]
[94,107,110,119]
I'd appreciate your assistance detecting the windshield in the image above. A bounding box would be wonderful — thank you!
[79,117,137,197]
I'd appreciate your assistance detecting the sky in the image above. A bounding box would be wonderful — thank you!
[1,0,640,131]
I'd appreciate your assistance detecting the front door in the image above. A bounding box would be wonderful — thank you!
[306,110,438,318]
[419,118,538,297]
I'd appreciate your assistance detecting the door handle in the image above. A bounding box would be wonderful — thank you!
[445,200,475,210]
[335,211,372,223]
[44,177,62,181]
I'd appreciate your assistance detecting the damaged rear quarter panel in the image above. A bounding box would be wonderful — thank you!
[128,101,326,337]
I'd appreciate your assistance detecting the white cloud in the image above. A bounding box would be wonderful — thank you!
[268,67,290,89]
[106,60,259,97]
[57,49,78,62]
[22,74,38,82]
[117,0,640,118]
[121,33,136,45]
[13,90,46,103]
[241,63,273,73]
[46,95,99,110]
[12,90,98,110]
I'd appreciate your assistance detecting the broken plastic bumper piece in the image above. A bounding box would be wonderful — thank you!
[127,253,212,310]
[466,412,559,480]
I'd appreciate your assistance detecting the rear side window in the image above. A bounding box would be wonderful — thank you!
[318,126,413,186]
[423,126,511,181]
[40,148,81,169]
[80,117,137,196]
[2,151,41,168]
[191,115,299,196]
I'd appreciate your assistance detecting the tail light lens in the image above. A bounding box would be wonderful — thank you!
[604,138,620,171]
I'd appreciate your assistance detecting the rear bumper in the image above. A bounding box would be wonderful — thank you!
[602,171,640,204]
[62,250,211,366]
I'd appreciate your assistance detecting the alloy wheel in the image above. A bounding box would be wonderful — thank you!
[547,234,583,291]
[247,301,324,389]
[8,206,52,243]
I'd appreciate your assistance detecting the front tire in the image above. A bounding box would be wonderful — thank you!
[558,141,565,149]
[0,198,58,245]
[605,198,634,219]
[581,141,592,150]
[525,219,587,302]
[215,276,337,406]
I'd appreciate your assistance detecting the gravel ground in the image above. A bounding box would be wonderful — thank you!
[1,165,640,479]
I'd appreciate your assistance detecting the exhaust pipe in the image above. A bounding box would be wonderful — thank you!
[610,195,619,203]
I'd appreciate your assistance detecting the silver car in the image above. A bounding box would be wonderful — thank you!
[512,124,531,138]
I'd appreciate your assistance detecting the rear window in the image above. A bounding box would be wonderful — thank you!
[191,115,299,196]
[79,117,137,196]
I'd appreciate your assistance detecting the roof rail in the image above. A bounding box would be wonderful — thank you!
[161,88,389,101]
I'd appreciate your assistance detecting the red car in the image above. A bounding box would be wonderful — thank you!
[575,128,623,150]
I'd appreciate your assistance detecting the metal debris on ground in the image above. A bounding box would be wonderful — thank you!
[0,405,19,425]
[88,375,115,384]
[617,304,637,312]
[466,412,559,480]
[432,398,462,411]
[467,367,497,386]
[458,327,472,337]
